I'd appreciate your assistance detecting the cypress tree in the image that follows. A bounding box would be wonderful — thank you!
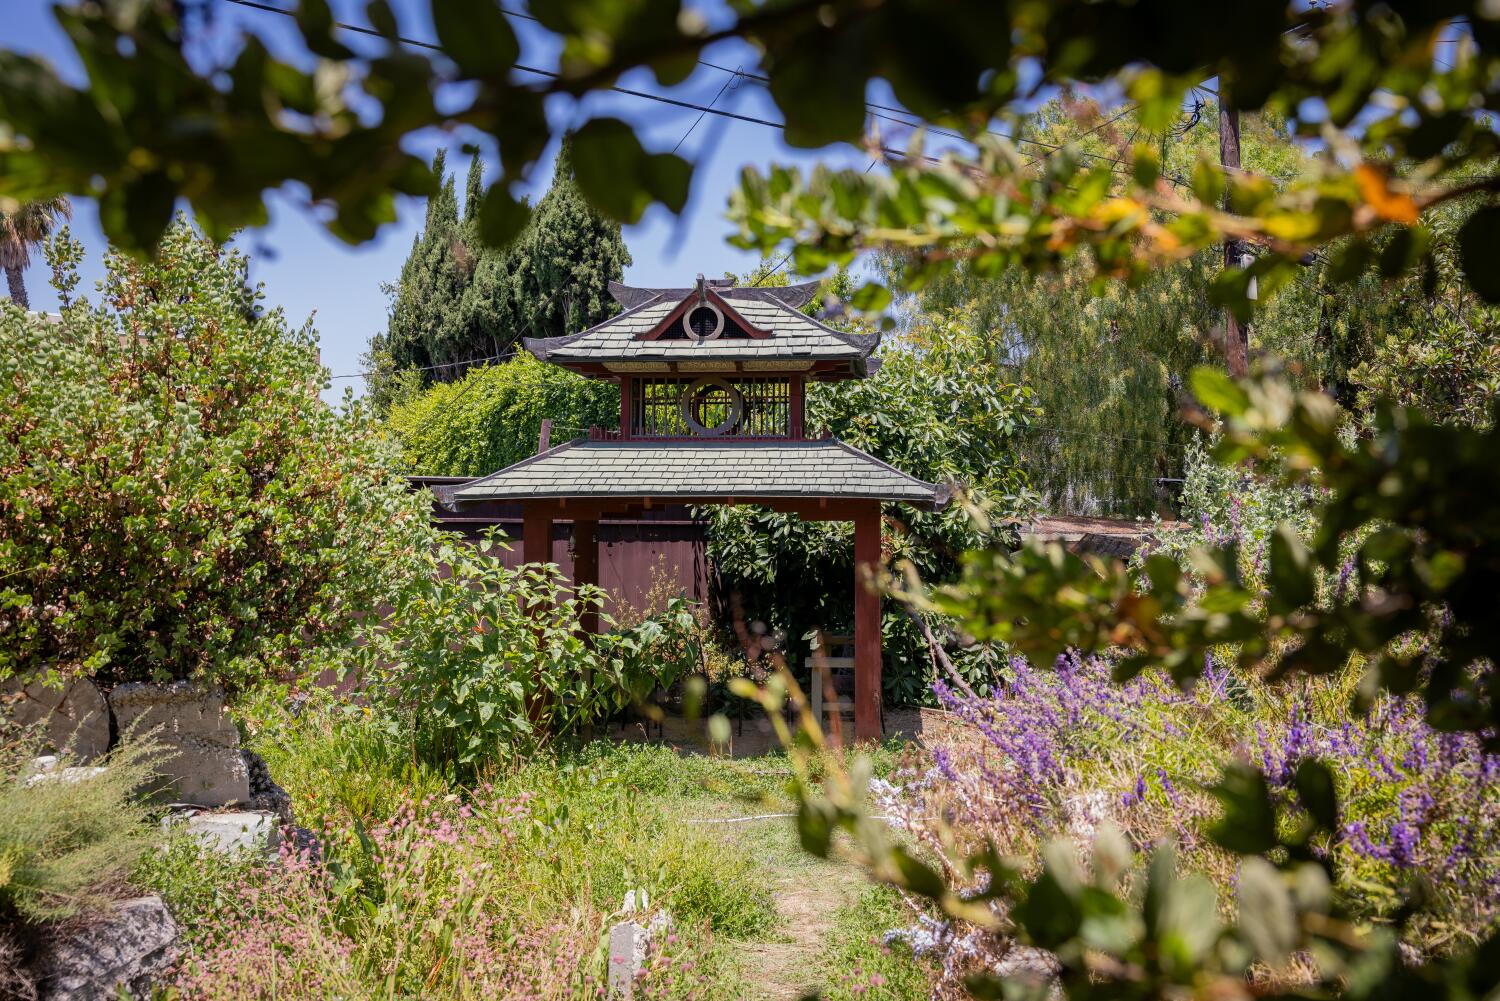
[379,149,464,376]
[368,141,631,409]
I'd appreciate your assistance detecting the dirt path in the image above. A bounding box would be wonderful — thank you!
[697,809,868,1000]
[740,868,864,999]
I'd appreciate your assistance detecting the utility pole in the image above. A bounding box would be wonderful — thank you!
[1219,87,1248,377]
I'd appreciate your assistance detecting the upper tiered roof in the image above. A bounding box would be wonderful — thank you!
[523,276,880,380]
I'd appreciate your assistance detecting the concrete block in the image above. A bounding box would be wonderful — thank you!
[183,810,281,856]
[107,682,250,806]
[2,676,109,761]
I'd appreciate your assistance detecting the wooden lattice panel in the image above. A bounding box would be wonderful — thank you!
[630,376,793,438]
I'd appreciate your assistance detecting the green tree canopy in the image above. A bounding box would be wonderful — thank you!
[706,311,1039,703]
[0,221,430,690]
[366,144,630,410]
[388,352,619,477]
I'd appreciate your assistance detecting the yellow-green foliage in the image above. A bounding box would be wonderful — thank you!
[0,724,159,925]
[388,352,619,476]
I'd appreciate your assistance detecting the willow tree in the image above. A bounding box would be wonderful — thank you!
[886,103,1326,516]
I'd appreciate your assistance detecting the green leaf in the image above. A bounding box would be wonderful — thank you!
[1458,205,1500,304]
[477,183,532,248]
[796,798,833,858]
[890,846,946,900]
[1294,759,1339,833]
[1237,858,1297,962]
[1267,524,1315,611]
[295,0,354,59]
[570,118,691,223]
[1207,765,1278,855]
[1189,366,1250,416]
[431,0,518,78]
[848,282,892,312]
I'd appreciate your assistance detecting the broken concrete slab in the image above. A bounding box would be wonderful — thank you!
[181,810,281,856]
[2,676,109,761]
[108,682,249,807]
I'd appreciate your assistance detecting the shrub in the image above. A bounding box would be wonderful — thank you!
[0,222,430,690]
[356,531,700,774]
[705,311,1040,704]
[770,368,1500,999]
[0,721,159,926]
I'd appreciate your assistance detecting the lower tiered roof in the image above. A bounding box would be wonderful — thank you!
[443,438,947,509]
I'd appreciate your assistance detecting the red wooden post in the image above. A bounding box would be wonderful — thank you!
[573,518,600,635]
[522,502,553,566]
[852,501,883,742]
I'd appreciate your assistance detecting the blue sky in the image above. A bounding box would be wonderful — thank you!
[9,1,937,402]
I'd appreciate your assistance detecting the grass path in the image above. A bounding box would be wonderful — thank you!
[679,798,876,1000]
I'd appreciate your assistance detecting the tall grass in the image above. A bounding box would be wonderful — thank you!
[0,722,160,926]
[150,693,790,998]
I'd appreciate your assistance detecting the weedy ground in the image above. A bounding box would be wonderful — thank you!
[133,699,937,1000]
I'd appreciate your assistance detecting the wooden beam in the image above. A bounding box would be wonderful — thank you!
[522,503,554,566]
[573,518,600,636]
[790,375,805,439]
[619,376,634,438]
[852,501,883,742]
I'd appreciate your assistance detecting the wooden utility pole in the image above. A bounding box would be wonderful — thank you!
[1219,89,1248,376]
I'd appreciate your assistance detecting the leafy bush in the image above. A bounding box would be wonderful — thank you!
[355,531,699,773]
[762,367,1500,999]
[0,223,429,689]
[0,722,159,927]
[706,311,1039,703]
[388,351,619,476]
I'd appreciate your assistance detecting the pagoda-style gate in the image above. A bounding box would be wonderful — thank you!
[444,276,945,741]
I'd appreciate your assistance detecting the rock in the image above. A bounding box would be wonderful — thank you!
[108,682,250,807]
[33,896,179,1001]
[607,921,649,998]
[2,676,109,761]
[243,748,294,826]
[183,810,281,856]
[24,755,108,787]
[608,889,671,997]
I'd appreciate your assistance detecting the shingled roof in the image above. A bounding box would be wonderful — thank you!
[524,284,880,378]
[445,438,947,509]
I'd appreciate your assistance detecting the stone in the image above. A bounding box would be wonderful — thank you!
[108,682,250,806]
[33,895,179,1001]
[24,755,108,787]
[607,921,649,998]
[183,810,281,856]
[2,676,109,761]
[607,889,672,997]
[244,748,295,825]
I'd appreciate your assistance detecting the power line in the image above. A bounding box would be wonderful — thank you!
[328,350,517,381]
[671,66,742,155]
[221,0,1193,189]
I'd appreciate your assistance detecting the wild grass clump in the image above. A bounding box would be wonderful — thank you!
[0,721,159,926]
